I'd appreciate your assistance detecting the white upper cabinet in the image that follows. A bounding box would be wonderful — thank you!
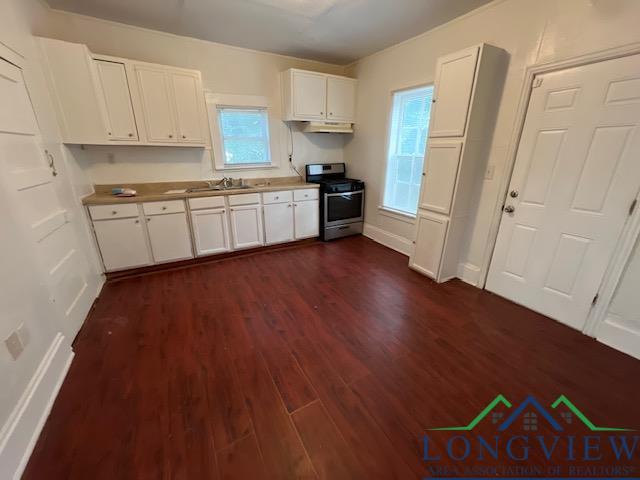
[169,71,207,144]
[95,60,138,141]
[326,76,357,123]
[418,141,463,215]
[134,65,178,143]
[38,37,208,147]
[429,46,479,138]
[282,69,357,123]
[37,37,109,144]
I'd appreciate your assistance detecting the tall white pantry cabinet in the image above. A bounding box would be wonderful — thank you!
[409,44,507,282]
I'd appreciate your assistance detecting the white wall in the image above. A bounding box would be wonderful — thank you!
[344,0,640,283]
[35,9,349,185]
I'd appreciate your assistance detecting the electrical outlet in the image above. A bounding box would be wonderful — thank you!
[485,164,495,180]
[5,331,24,360]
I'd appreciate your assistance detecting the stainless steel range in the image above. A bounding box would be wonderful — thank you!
[305,163,365,241]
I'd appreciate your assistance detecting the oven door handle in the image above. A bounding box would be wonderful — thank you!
[325,189,364,198]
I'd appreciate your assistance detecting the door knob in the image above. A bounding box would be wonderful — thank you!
[509,190,519,198]
[504,205,515,214]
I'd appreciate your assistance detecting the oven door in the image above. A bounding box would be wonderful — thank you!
[324,190,364,227]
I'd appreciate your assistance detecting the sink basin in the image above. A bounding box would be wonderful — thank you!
[186,184,252,193]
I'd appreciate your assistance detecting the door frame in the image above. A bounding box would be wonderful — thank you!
[480,42,640,337]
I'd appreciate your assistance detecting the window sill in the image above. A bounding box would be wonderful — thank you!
[378,206,416,224]
[215,164,278,172]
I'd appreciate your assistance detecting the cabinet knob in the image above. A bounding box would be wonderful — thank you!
[182,135,187,139]
[320,112,324,115]
[146,217,151,222]
[329,112,333,116]
[304,194,308,197]
[422,172,426,176]
[134,219,139,224]
[168,134,173,138]
[275,196,279,200]
[107,132,112,136]
[128,133,134,137]
[288,204,292,208]
[221,209,225,213]
[111,210,117,215]
[230,208,234,211]
[162,206,167,210]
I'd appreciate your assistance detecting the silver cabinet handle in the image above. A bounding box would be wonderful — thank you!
[504,205,515,214]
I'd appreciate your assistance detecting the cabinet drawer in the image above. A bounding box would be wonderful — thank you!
[262,190,293,205]
[89,203,139,220]
[143,200,185,215]
[228,193,261,206]
[293,189,319,201]
[188,196,225,210]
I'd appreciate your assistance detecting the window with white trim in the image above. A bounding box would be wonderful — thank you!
[382,85,434,215]
[217,107,271,166]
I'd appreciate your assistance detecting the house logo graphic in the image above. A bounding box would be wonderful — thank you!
[428,394,633,432]
[422,394,638,479]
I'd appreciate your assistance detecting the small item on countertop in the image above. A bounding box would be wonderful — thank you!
[163,189,187,194]
[111,187,137,197]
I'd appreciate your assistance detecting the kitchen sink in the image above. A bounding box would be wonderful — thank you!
[186,184,252,193]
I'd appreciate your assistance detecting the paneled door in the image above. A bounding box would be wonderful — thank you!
[0,58,94,339]
[487,54,640,330]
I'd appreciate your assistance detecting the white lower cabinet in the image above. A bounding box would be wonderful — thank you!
[264,202,294,245]
[229,204,264,250]
[409,211,448,280]
[145,212,193,263]
[191,207,230,256]
[93,216,151,271]
[294,200,319,239]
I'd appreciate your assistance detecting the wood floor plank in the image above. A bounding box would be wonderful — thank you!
[292,400,366,479]
[216,433,266,480]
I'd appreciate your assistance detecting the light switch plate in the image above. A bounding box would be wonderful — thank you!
[5,331,24,360]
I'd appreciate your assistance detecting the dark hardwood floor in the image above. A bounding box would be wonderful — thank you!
[23,236,640,479]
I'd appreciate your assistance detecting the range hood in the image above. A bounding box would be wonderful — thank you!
[301,121,353,134]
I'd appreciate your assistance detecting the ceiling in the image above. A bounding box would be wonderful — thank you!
[45,0,493,64]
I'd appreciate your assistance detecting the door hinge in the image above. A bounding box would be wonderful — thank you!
[533,77,544,88]
[592,293,599,306]
[629,198,638,217]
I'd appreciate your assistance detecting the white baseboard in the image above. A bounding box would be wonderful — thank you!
[363,223,413,256]
[0,333,74,480]
[457,262,481,286]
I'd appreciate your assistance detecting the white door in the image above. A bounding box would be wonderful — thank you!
[264,202,294,245]
[169,71,205,144]
[95,60,138,141]
[292,71,327,120]
[93,217,151,271]
[0,58,95,338]
[294,200,319,239]
[429,46,479,138]
[327,76,356,123]
[487,54,640,330]
[134,66,177,143]
[409,211,448,279]
[418,141,462,214]
[230,205,264,249]
[191,207,230,255]
[146,213,193,262]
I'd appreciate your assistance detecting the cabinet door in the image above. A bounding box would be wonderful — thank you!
[230,205,264,249]
[93,217,151,271]
[294,200,319,239]
[429,46,479,138]
[326,76,356,123]
[264,202,294,245]
[292,70,327,120]
[169,71,206,144]
[134,66,177,142]
[146,213,193,262]
[409,212,448,280]
[418,142,462,214]
[191,207,230,256]
[95,60,138,141]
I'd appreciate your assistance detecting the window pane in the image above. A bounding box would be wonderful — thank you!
[217,107,271,165]
[383,85,434,215]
